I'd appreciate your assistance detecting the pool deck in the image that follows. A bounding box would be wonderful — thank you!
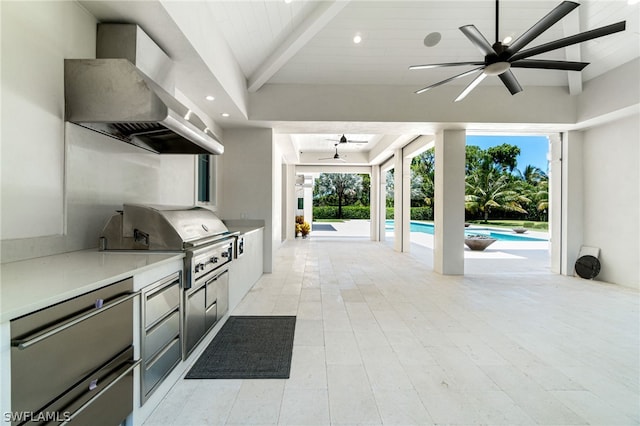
[309,219,551,274]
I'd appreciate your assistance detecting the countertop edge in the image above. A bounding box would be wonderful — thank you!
[1,251,185,323]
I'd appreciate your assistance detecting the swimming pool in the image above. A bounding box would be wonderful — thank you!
[385,220,548,242]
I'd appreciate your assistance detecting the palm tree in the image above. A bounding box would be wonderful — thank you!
[518,164,547,185]
[465,166,530,222]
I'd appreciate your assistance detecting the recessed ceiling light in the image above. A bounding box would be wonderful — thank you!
[221,113,230,118]
[284,0,292,4]
[628,0,638,5]
[423,32,441,47]
[205,95,215,101]
[353,34,362,44]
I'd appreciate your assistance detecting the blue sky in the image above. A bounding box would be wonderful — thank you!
[466,135,549,173]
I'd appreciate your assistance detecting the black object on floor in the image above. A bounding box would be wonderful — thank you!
[185,316,296,379]
[312,224,337,231]
[575,255,601,279]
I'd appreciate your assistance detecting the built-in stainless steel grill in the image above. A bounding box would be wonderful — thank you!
[100,204,237,359]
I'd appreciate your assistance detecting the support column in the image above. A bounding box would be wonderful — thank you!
[401,153,412,252]
[549,133,562,274]
[434,129,465,275]
[379,165,389,242]
[370,166,380,241]
[284,165,296,241]
[560,131,584,275]
[393,149,403,252]
[302,176,313,223]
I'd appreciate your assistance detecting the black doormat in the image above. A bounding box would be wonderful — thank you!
[312,223,337,231]
[185,316,296,379]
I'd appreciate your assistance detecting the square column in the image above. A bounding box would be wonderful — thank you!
[434,130,465,275]
[393,148,404,252]
[560,131,584,275]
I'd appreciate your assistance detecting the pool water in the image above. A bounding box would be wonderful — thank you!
[385,220,547,242]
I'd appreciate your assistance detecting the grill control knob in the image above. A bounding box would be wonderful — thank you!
[210,256,218,264]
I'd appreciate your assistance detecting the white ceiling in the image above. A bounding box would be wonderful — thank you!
[81,0,639,165]
[208,0,638,87]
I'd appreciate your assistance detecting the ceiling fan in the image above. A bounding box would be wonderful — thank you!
[319,144,347,162]
[409,0,626,102]
[326,134,368,144]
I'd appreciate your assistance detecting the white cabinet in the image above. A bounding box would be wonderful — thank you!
[229,228,264,311]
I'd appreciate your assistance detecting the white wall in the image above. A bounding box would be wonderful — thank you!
[580,115,639,289]
[1,1,200,263]
[219,128,274,273]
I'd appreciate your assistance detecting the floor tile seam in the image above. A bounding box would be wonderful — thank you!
[548,388,640,423]
[499,383,589,424]
[369,386,435,425]
[219,381,248,426]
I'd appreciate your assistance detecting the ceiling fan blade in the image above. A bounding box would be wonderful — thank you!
[459,25,495,56]
[409,62,485,70]
[319,156,347,162]
[415,67,484,94]
[345,140,368,144]
[509,21,626,62]
[454,72,487,102]
[510,59,588,71]
[506,1,579,56]
[498,70,523,95]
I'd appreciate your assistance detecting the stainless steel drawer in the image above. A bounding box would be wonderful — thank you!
[205,301,217,331]
[144,310,179,361]
[184,286,206,358]
[143,337,181,398]
[144,273,180,328]
[216,270,229,319]
[38,347,137,426]
[10,278,135,417]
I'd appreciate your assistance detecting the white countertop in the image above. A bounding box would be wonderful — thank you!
[0,249,184,322]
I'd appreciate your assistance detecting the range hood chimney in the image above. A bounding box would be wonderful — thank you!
[64,24,223,155]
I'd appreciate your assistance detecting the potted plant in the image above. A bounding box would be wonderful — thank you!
[295,215,304,237]
[299,222,311,238]
[464,234,497,251]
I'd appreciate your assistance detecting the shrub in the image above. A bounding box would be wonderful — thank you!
[410,207,433,220]
[312,206,434,221]
[313,206,339,219]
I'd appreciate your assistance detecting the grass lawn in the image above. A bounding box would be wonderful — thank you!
[466,219,548,231]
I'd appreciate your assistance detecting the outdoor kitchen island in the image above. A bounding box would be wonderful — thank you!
[0,224,264,426]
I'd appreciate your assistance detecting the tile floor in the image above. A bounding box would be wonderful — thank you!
[143,239,639,426]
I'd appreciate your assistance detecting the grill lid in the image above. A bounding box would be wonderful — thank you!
[100,204,231,251]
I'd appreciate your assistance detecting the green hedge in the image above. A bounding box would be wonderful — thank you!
[313,206,434,220]
[410,207,433,220]
[313,206,370,219]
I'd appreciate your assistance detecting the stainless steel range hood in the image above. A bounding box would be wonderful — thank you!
[64,24,223,155]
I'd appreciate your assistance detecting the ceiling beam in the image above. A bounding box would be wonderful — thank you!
[247,0,350,93]
[562,7,583,95]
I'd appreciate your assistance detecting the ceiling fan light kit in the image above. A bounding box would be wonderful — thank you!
[410,0,627,101]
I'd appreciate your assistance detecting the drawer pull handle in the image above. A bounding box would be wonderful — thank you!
[11,292,139,350]
[89,379,98,391]
[61,359,140,426]
[95,299,104,309]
